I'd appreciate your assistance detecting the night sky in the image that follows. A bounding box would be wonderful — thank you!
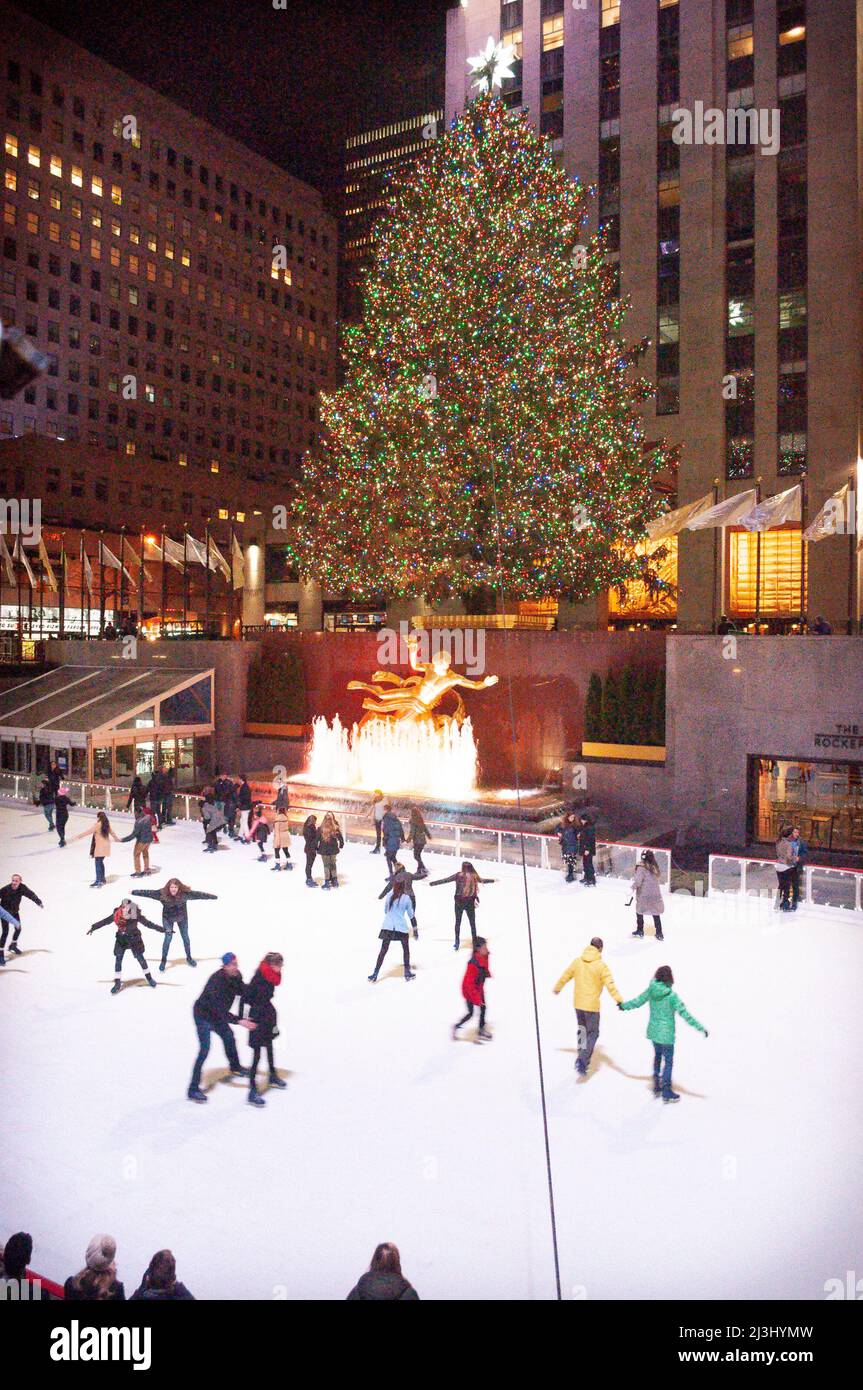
[14,0,453,211]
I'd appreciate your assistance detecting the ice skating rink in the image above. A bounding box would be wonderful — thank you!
[1,799,861,1301]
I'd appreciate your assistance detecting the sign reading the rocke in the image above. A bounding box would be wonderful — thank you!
[814,723,863,752]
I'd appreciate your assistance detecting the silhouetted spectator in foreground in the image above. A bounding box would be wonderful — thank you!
[64,1234,125,1301]
[346,1243,419,1301]
[131,1249,194,1301]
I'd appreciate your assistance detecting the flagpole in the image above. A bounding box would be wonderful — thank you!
[229,521,236,639]
[711,478,719,633]
[848,471,856,635]
[204,519,211,640]
[98,533,106,637]
[138,526,145,633]
[182,525,189,635]
[753,478,762,635]
[160,527,168,638]
[58,533,66,640]
[87,530,92,638]
[38,544,44,643]
[28,547,34,644]
[798,473,807,631]
[79,532,85,637]
[118,526,126,622]
[16,537,22,655]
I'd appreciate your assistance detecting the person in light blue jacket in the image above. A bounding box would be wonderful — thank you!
[368,889,416,983]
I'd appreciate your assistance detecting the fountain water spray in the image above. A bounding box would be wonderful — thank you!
[307,714,479,799]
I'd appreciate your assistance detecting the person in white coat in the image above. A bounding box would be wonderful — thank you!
[631,850,665,940]
[368,888,416,983]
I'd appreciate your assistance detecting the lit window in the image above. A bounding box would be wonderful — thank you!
[111,184,122,204]
[4,169,15,192]
[71,196,82,218]
[27,177,39,200]
[110,217,120,236]
[165,239,174,259]
[27,144,40,167]
[91,207,102,227]
[728,295,754,334]
[91,174,103,196]
[728,527,804,617]
[50,154,62,177]
[5,133,18,157]
[48,220,60,242]
[541,16,563,52]
[126,440,136,455]
[218,508,229,520]
[601,0,620,26]
[90,238,101,259]
[178,452,188,466]
[129,285,138,304]
[71,164,83,187]
[181,247,190,266]
[779,25,806,45]
[50,188,61,210]
[502,26,523,59]
[25,210,39,234]
[235,511,245,523]
[129,224,140,244]
[3,201,15,225]
[779,290,807,329]
[129,254,139,274]
[727,25,754,60]
[144,382,155,402]
[69,227,81,250]
[210,459,220,473]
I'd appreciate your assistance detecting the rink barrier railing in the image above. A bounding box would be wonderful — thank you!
[709,853,863,915]
[7,773,862,912]
[2,772,673,884]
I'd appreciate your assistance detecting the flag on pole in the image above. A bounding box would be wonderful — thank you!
[82,546,93,595]
[184,533,209,567]
[737,484,802,533]
[13,536,37,587]
[0,531,15,587]
[145,535,185,571]
[38,536,58,592]
[684,488,758,531]
[122,535,150,588]
[208,535,231,580]
[645,492,714,544]
[231,533,245,590]
[803,483,851,543]
[99,539,135,586]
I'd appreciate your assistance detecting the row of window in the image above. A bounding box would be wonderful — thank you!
[4,58,329,245]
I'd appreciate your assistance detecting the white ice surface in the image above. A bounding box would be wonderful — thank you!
[1,800,861,1301]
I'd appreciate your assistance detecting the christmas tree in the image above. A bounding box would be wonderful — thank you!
[289,49,668,603]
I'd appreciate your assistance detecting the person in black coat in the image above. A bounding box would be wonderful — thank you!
[48,761,63,795]
[131,1249,194,1301]
[240,952,287,1107]
[146,769,165,828]
[558,814,581,883]
[223,781,239,839]
[236,775,252,813]
[161,765,176,826]
[37,777,55,831]
[302,814,318,886]
[187,953,254,1103]
[126,775,147,815]
[578,814,597,886]
[53,785,76,847]
[133,877,217,971]
[346,1243,419,1301]
[88,898,163,994]
[0,874,43,961]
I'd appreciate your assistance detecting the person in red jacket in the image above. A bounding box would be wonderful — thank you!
[452,937,492,1042]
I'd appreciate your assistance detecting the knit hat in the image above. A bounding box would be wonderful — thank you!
[85,1234,116,1272]
[221,952,237,966]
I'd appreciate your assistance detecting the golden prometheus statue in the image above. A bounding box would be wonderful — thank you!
[348,632,498,729]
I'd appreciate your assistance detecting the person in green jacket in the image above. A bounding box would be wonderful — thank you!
[619,965,708,1104]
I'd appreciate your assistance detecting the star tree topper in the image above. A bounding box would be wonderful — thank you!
[467,36,517,94]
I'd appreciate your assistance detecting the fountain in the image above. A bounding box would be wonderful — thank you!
[307,712,479,799]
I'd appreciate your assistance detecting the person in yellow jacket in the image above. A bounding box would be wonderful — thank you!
[553,937,622,1076]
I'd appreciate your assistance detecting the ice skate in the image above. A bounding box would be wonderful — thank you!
[271,863,281,871]
[451,1024,461,1040]
[663,1091,681,1104]
[404,968,416,981]
[631,929,644,937]
[306,877,317,887]
[368,971,378,982]
[186,957,197,967]
[268,1073,287,1089]
[477,1026,492,1041]
[655,931,664,941]
[145,973,156,988]
[248,1090,266,1107]
[229,1065,251,1078]
[9,942,22,956]
[111,980,122,994]
[187,1088,207,1104]
[0,951,5,967]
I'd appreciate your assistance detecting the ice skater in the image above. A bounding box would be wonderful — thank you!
[245,803,271,861]
[631,849,665,939]
[380,804,405,876]
[0,874,42,964]
[133,877,217,971]
[369,790,385,854]
[378,863,419,938]
[271,804,293,871]
[406,806,431,879]
[119,807,156,877]
[302,814,319,886]
[200,791,227,853]
[552,937,622,1076]
[36,777,55,831]
[240,952,287,1107]
[368,883,416,982]
[317,811,344,889]
[619,964,708,1103]
[187,953,255,1103]
[71,810,120,887]
[87,898,163,994]
[558,813,580,883]
[452,937,492,1042]
[579,813,597,886]
[53,784,76,848]
[430,861,496,950]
